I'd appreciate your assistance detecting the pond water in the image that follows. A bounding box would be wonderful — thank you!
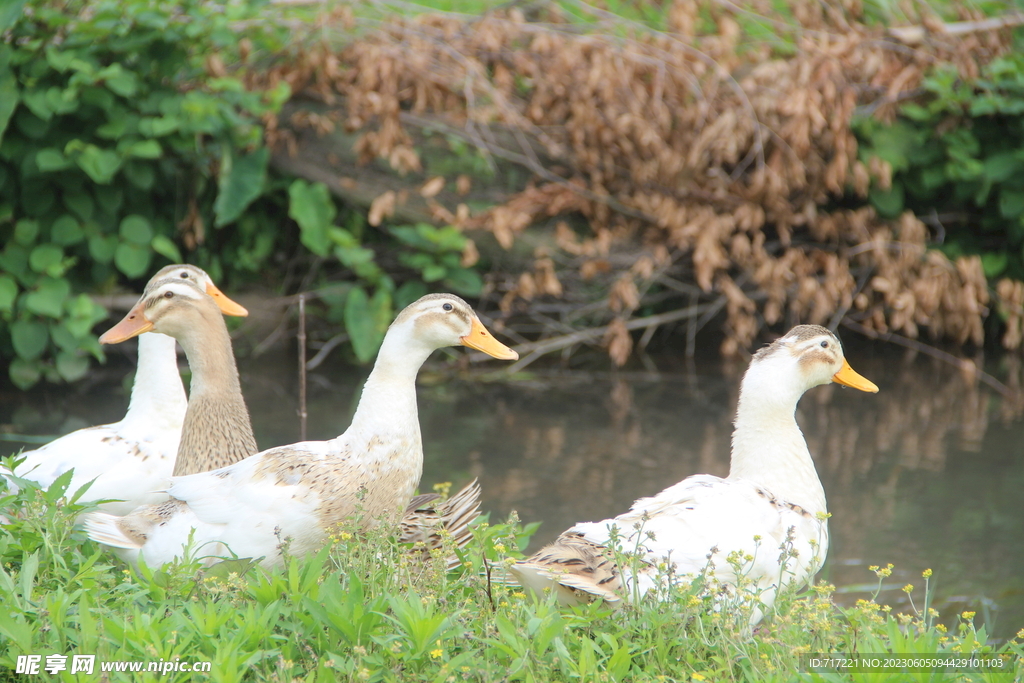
[3,337,1022,640]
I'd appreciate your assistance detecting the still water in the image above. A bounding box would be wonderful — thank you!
[3,338,1022,639]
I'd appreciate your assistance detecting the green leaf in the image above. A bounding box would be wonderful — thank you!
[125,139,162,159]
[288,179,336,256]
[10,319,49,360]
[0,62,20,148]
[443,268,483,296]
[214,147,269,227]
[0,0,27,33]
[983,152,1022,183]
[981,252,1008,278]
[999,190,1024,219]
[24,277,71,318]
[97,63,138,98]
[51,214,84,245]
[151,234,183,263]
[22,88,53,121]
[56,351,90,382]
[120,215,153,244]
[125,161,155,190]
[0,275,17,312]
[114,242,151,278]
[88,234,117,264]
[138,116,180,137]
[9,358,41,390]
[68,142,121,184]
[36,148,72,172]
[63,188,94,221]
[15,110,49,139]
[395,280,427,308]
[0,244,30,282]
[64,294,107,339]
[14,219,39,246]
[345,287,392,364]
[94,185,123,214]
[28,244,63,274]
[869,182,904,218]
[422,264,446,282]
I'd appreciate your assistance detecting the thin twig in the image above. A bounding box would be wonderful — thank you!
[298,293,308,442]
[306,332,350,370]
[840,319,1014,398]
[491,300,722,373]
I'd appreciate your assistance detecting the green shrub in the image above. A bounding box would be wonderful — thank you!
[856,52,1024,282]
[0,0,292,389]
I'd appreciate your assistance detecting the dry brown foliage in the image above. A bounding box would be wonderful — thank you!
[251,0,1022,364]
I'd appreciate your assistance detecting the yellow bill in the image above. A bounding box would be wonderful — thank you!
[206,283,248,317]
[99,301,153,344]
[461,318,519,360]
[832,359,879,393]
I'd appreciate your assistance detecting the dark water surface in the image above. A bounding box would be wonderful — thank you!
[3,339,1022,639]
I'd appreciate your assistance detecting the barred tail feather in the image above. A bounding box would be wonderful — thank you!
[400,479,482,569]
[83,512,143,550]
[510,531,625,606]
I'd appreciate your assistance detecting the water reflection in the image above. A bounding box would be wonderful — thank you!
[2,341,1022,639]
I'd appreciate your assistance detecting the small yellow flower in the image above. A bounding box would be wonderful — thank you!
[430,649,443,659]
[902,584,913,594]
[692,674,706,681]
[922,568,932,578]
[499,601,509,608]
[868,565,879,572]
[493,543,506,553]
[961,611,976,621]
[340,531,352,541]
[936,624,947,634]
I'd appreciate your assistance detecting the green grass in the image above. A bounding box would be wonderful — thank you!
[0,472,1021,682]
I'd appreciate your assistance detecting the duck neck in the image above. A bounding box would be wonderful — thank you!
[726,369,827,515]
[173,312,257,475]
[122,332,187,429]
[343,327,431,464]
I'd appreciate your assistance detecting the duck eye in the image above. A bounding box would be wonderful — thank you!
[820,340,829,348]
[442,303,453,311]
[180,271,189,278]
[164,291,174,299]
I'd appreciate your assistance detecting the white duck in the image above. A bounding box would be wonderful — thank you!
[511,325,878,623]
[2,265,247,515]
[84,289,518,568]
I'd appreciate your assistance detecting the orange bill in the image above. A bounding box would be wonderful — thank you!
[460,318,519,360]
[99,301,153,345]
[205,283,248,317]
[831,359,879,393]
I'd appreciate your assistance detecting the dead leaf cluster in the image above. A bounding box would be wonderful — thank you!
[250,0,1022,363]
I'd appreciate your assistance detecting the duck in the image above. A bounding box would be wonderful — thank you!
[100,268,258,477]
[2,265,248,515]
[84,289,518,569]
[510,325,878,623]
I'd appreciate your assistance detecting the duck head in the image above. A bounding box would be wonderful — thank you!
[749,325,878,397]
[100,279,235,344]
[389,293,518,360]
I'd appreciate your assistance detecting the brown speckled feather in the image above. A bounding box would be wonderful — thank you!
[399,479,481,569]
[513,531,629,604]
[174,393,257,475]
